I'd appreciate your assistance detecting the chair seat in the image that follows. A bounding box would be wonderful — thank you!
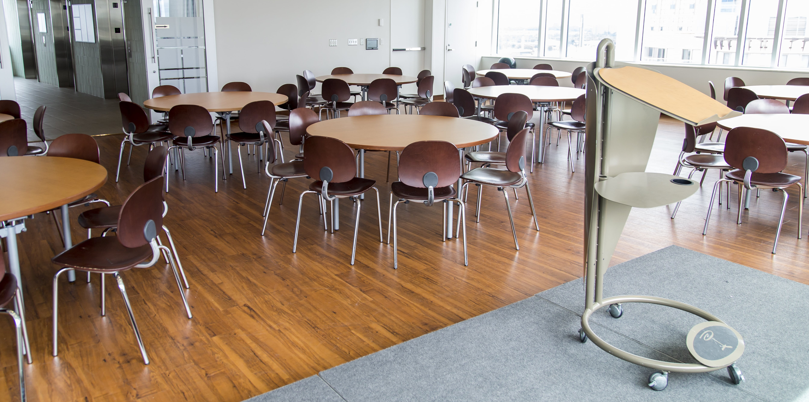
[271,160,307,178]
[275,120,290,131]
[462,115,497,125]
[146,123,169,133]
[400,98,431,107]
[461,168,522,187]
[0,274,17,308]
[309,177,375,197]
[549,121,585,130]
[683,154,730,169]
[725,169,802,187]
[495,121,535,130]
[25,145,45,155]
[465,151,506,164]
[133,131,173,144]
[52,237,153,272]
[391,182,457,201]
[399,93,419,99]
[694,142,724,154]
[78,205,122,229]
[172,136,220,147]
[229,132,264,144]
[786,142,807,152]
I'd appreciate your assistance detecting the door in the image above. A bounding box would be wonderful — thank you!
[151,0,208,94]
[390,0,426,94]
[444,0,478,91]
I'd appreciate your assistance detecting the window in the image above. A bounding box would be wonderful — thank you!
[544,0,564,57]
[566,0,638,61]
[497,0,541,57]
[741,0,780,67]
[709,0,741,65]
[778,0,809,68]
[641,0,708,64]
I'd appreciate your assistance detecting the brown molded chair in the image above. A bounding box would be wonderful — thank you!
[273,83,299,141]
[53,176,190,365]
[570,66,584,86]
[708,81,717,100]
[533,63,553,70]
[485,71,509,86]
[222,82,252,92]
[792,93,809,114]
[400,76,434,114]
[493,93,535,167]
[460,128,538,249]
[401,69,432,100]
[331,67,361,100]
[670,123,731,218]
[151,85,181,123]
[471,77,495,88]
[419,102,459,117]
[25,106,48,155]
[462,65,475,89]
[0,255,31,402]
[548,94,586,172]
[261,109,321,235]
[116,101,172,182]
[168,104,226,193]
[297,73,327,109]
[787,77,809,86]
[490,62,511,69]
[726,87,758,112]
[292,136,382,265]
[117,93,131,102]
[367,78,399,113]
[0,100,21,119]
[723,77,745,101]
[229,100,277,189]
[388,140,467,269]
[383,67,403,75]
[321,78,354,119]
[452,88,495,124]
[0,119,28,157]
[465,110,527,170]
[529,73,559,87]
[703,127,803,254]
[444,81,455,104]
[575,71,587,89]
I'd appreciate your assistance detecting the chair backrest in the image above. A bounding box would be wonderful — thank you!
[533,63,553,70]
[570,66,584,85]
[490,62,511,69]
[303,136,356,184]
[48,133,100,163]
[444,81,456,103]
[331,67,353,75]
[117,177,165,249]
[493,93,533,122]
[120,101,151,134]
[0,119,28,157]
[152,85,181,98]
[168,105,214,138]
[462,65,475,88]
[289,107,319,147]
[506,128,530,173]
[529,73,558,87]
[419,102,459,117]
[708,81,716,100]
[118,93,132,102]
[0,100,21,119]
[726,87,758,112]
[303,70,318,90]
[505,110,528,142]
[33,105,47,142]
[299,90,310,109]
[144,146,169,182]
[723,77,745,101]
[322,79,351,103]
[417,76,435,99]
[485,71,509,86]
[792,93,809,114]
[239,100,276,133]
[383,67,403,75]
[222,82,252,92]
[682,122,718,153]
[463,64,476,76]
[471,77,495,88]
[787,77,809,86]
[348,101,387,117]
[368,78,398,103]
[724,127,787,173]
[398,141,460,188]
[276,84,298,110]
[416,69,431,85]
[453,88,477,117]
[570,94,586,123]
[296,75,311,97]
[745,99,789,114]
[575,71,587,89]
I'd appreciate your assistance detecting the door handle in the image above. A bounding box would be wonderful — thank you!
[447,44,453,52]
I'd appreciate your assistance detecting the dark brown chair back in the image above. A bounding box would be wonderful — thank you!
[144,146,169,182]
[787,77,809,86]
[471,77,495,88]
[33,105,47,142]
[331,67,354,75]
[444,81,456,103]
[506,128,530,173]
[570,94,586,123]
[417,76,435,98]
[398,141,460,188]
[0,100,21,119]
[493,93,533,122]
[289,107,319,146]
[118,93,132,102]
[724,127,787,173]
[48,133,100,163]
[419,102,459,117]
[222,82,252,92]
[152,85,181,98]
[505,110,528,142]
[120,101,151,134]
[463,64,476,76]
[490,62,511,69]
[453,89,477,117]
[485,71,509,86]
[571,66,584,85]
[792,94,809,114]
[296,75,311,97]
[708,81,716,100]
[682,123,718,153]
[303,70,318,91]
[276,84,298,110]
[168,105,214,138]
[383,67,403,75]
[368,78,398,103]
[575,71,587,89]
[303,136,356,184]
[533,63,553,70]
[416,69,431,85]
[117,177,165,248]
[299,91,310,109]
[322,79,351,103]
[726,87,758,112]
[348,101,387,117]
[529,73,558,86]
[723,77,745,101]
[462,66,474,88]
[745,99,789,115]
[239,100,276,133]
[0,119,27,157]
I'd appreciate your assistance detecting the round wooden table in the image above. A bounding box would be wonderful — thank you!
[144,91,288,174]
[308,114,498,236]
[741,85,809,101]
[0,156,107,302]
[476,69,573,81]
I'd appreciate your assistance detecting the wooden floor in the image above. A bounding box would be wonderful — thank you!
[2,113,808,401]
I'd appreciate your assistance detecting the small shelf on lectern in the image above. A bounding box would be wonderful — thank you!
[594,172,699,208]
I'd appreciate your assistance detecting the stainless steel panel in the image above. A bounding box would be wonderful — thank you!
[50,0,74,87]
[16,0,38,79]
[97,0,129,99]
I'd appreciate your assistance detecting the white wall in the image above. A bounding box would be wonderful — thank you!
[0,1,17,100]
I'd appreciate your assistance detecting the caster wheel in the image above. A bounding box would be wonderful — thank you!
[608,303,623,318]
[728,363,744,384]
[578,328,587,343]
[648,372,668,391]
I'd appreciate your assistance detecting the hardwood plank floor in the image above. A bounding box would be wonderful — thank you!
[1,113,807,401]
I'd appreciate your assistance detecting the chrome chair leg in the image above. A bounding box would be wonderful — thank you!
[237,144,246,189]
[524,182,540,231]
[772,189,789,254]
[214,146,219,193]
[115,138,127,182]
[350,198,362,266]
[392,199,403,269]
[387,193,394,244]
[703,179,729,236]
[372,187,383,242]
[101,273,106,316]
[52,267,72,356]
[0,308,26,402]
[476,184,483,222]
[261,178,281,236]
[127,142,134,166]
[157,244,192,318]
[13,288,31,364]
[262,176,275,217]
[442,200,447,242]
[456,199,468,266]
[162,225,189,289]
[671,168,698,219]
[114,273,149,365]
[501,188,519,250]
[797,183,804,239]
[736,184,745,224]
[293,191,317,253]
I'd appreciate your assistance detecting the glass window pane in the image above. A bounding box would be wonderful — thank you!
[641,0,708,64]
[154,0,208,93]
[544,0,563,57]
[741,0,780,67]
[497,0,540,57]
[567,0,638,61]
[778,0,809,69]
[708,0,742,65]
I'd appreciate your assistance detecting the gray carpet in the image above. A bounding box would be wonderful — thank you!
[246,246,809,401]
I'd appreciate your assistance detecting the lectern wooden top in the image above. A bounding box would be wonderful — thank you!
[598,66,738,126]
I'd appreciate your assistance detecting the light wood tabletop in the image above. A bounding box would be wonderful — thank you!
[0,113,14,123]
[307,115,499,151]
[717,114,809,146]
[741,85,809,101]
[143,91,288,112]
[0,157,108,221]
[314,74,419,86]
[476,69,573,80]
[467,86,584,102]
